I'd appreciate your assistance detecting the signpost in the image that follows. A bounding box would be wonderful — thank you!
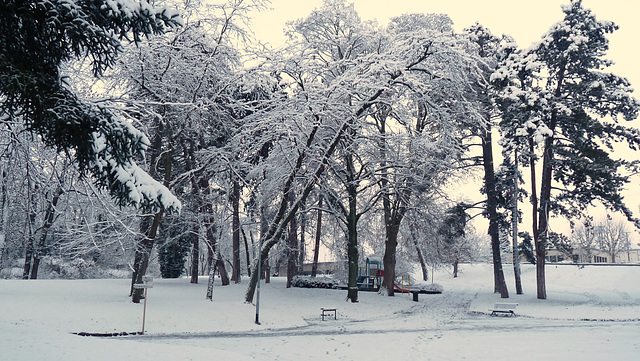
[133,276,153,334]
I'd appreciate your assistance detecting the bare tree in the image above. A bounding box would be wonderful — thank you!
[571,219,598,262]
[597,215,630,263]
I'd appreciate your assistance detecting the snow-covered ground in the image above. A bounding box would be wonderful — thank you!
[1,263,639,360]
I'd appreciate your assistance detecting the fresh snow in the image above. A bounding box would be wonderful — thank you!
[1,263,638,360]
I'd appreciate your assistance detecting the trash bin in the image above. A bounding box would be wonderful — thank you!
[412,291,419,302]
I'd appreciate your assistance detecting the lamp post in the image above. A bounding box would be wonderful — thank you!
[255,237,262,325]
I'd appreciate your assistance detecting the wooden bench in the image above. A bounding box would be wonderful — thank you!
[321,308,337,321]
[489,303,518,316]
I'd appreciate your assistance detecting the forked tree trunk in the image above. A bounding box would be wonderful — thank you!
[30,186,63,279]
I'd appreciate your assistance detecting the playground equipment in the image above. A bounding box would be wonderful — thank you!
[356,258,442,295]
[357,257,383,291]
[395,274,411,294]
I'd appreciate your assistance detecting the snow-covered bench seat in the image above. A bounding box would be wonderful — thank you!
[489,303,518,316]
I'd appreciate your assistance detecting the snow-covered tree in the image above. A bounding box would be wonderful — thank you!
[240,1,483,302]
[465,23,510,298]
[0,0,182,213]
[493,0,640,299]
[111,0,268,300]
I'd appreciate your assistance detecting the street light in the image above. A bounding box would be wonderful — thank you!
[255,237,263,325]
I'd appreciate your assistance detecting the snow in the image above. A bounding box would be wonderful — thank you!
[1,263,639,360]
[90,123,182,213]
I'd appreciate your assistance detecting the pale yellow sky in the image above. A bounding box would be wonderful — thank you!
[251,0,639,98]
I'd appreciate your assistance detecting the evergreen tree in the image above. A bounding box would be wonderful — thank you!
[0,0,182,212]
[465,23,510,298]
[493,0,640,299]
[518,232,536,265]
[157,218,192,279]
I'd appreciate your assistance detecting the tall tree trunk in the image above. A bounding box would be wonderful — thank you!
[207,251,230,299]
[481,127,509,298]
[182,138,201,285]
[512,152,523,294]
[241,226,251,277]
[311,196,323,277]
[204,212,229,286]
[231,179,241,283]
[376,108,412,296]
[206,254,216,300]
[410,224,428,281]
[382,220,400,296]
[299,202,306,275]
[345,165,359,303]
[30,186,63,279]
[453,259,459,278]
[132,210,163,303]
[259,204,270,283]
[132,126,173,303]
[216,255,230,285]
[0,168,9,273]
[535,64,565,300]
[286,191,298,288]
[22,228,34,279]
[190,228,199,284]
[22,178,36,280]
[536,139,553,300]
[529,137,539,266]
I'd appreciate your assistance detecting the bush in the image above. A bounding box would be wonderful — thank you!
[291,275,339,289]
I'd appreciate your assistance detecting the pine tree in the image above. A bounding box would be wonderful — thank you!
[0,0,182,212]
[466,23,510,298]
[494,0,640,299]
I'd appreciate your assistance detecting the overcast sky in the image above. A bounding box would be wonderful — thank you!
[250,0,640,236]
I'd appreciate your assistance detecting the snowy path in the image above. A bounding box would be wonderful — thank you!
[124,316,639,361]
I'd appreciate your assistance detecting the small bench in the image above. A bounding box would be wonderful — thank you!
[489,303,518,316]
[321,308,337,321]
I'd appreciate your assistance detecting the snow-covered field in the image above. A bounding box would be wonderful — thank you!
[1,263,639,360]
